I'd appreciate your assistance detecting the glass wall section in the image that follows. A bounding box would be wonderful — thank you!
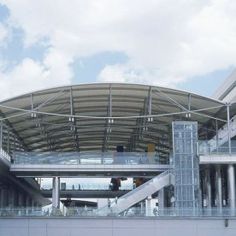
[172,121,200,209]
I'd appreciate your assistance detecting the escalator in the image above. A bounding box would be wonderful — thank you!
[98,170,174,215]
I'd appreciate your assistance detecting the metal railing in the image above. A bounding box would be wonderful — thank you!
[1,207,236,218]
[41,182,133,191]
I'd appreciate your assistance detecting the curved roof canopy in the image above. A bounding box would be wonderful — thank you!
[0,83,227,155]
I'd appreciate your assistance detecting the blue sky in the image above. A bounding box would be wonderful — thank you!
[0,1,235,99]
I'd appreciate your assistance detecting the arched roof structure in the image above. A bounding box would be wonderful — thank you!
[0,83,227,157]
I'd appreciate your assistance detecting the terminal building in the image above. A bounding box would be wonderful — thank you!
[0,73,236,235]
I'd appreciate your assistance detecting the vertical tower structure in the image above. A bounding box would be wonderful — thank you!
[172,121,200,209]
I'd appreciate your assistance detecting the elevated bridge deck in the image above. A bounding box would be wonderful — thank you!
[10,163,171,177]
[41,189,129,198]
[10,152,171,177]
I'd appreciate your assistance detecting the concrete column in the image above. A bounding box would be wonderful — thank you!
[227,164,235,209]
[18,193,23,207]
[0,187,8,207]
[205,168,212,208]
[52,177,60,208]
[18,193,26,207]
[215,165,223,208]
[158,188,165,209]
[146,196,152,216]
[8,188,17,207]
[140,201,145,215]
[31,199,35,209]
[26,196,32,207]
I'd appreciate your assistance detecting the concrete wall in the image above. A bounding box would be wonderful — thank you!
[0,218,236,236]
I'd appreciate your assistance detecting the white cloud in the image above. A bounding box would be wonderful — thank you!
[0,23,7,46]
[0,52,72,99]
[0,0,236,98]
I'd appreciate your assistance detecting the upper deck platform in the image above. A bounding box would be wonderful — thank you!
[199,155,236,164]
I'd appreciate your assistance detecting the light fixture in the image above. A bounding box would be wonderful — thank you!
[143,126,148,131]
[108,118,114,124]
[185,112,191,118]
[69,116,75,122]
[31,112,37,118]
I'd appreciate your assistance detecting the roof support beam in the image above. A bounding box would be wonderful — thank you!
[0,103,226,122]
[69,87,80,152]
[153,88,225,122]
[148,86,153,122]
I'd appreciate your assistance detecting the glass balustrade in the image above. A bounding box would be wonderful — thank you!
[12,152,168,165]
[198,140,236,155]
[11,140,236,167]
